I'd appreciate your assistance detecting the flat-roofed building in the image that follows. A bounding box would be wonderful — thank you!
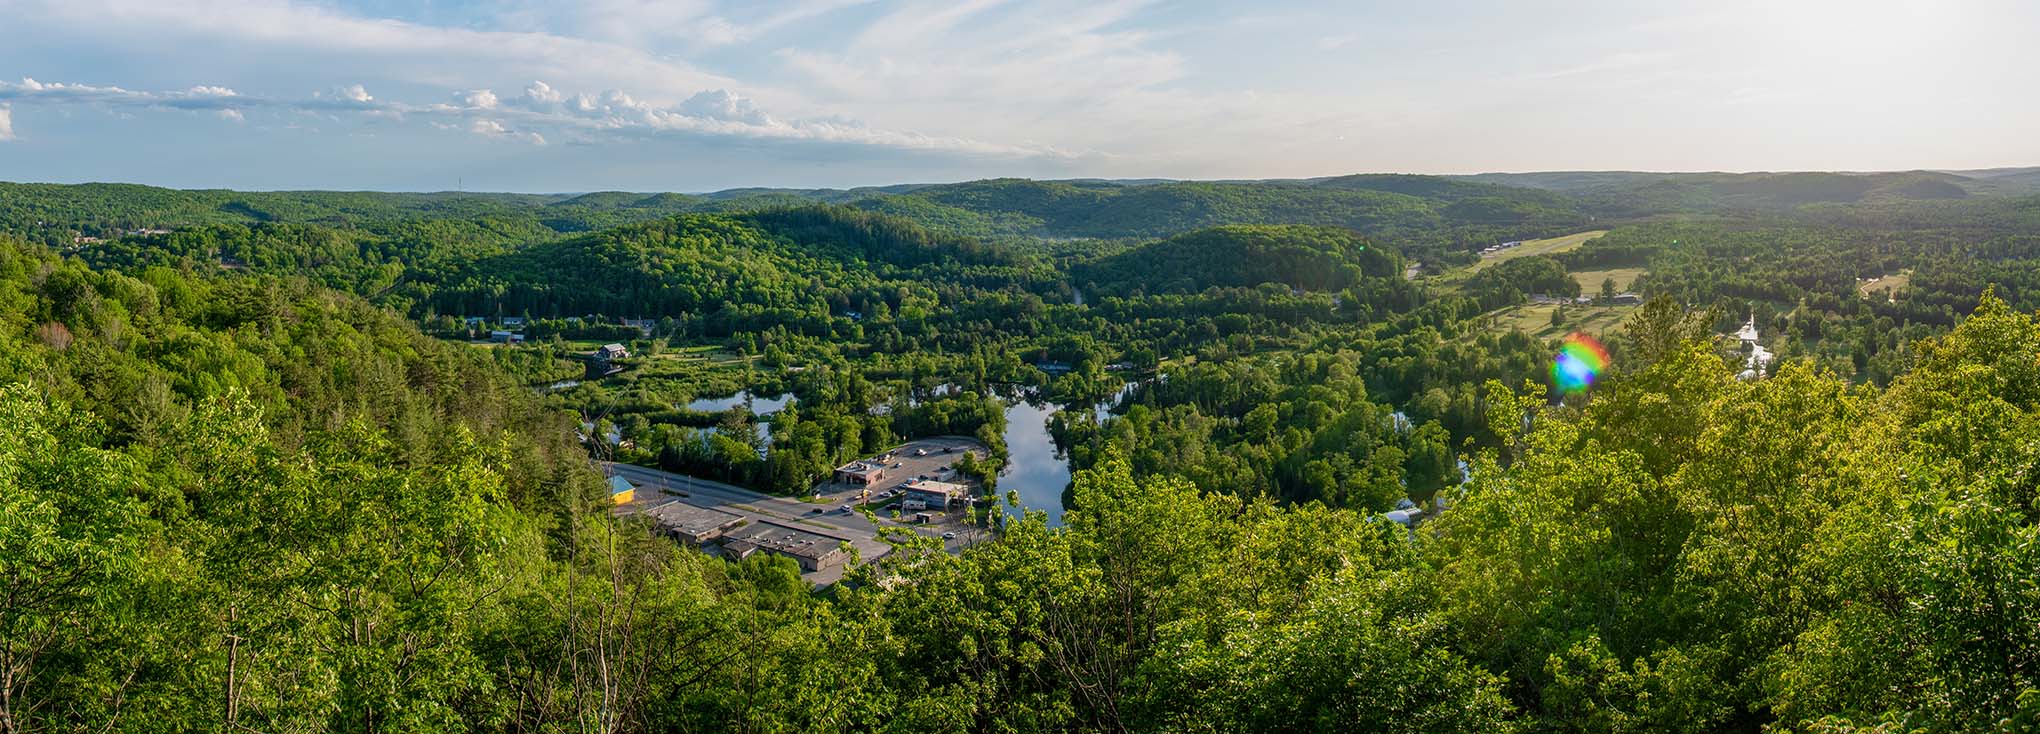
[641,501,746,544]
[834,460,886,486]
[718,520,851,572]
[901,478,969,512]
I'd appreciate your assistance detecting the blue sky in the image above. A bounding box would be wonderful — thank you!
[0,0,2033,192]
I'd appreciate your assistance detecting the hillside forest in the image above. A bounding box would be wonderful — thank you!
[8,169,2040,732]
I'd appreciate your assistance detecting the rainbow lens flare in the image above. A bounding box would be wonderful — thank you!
[1551,332,1610,393]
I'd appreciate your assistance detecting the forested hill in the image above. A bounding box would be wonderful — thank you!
[10,172,2031,267]
[845,176,1588,243]
[1075,224,1405,296]
[0,176,1588,259]
[15,210,2040,730]
[1458,169,2016,217]
[417,206,1028,319]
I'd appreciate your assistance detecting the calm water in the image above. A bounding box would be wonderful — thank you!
[998,382,1138,528]
[1000,400,1073,527]
[685,391,795,415]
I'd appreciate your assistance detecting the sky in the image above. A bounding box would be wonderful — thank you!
[0,0,2034,192]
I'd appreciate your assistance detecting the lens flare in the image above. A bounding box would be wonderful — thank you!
[1550,332,1610,393]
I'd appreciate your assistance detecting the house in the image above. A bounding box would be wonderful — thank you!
[718,520,851,572]
[1612,293,1643,306]
[834,461,886,486]
[596,343,629,362]
[620,318,655,335]
[1034,361,1074,375]
[901,478,968,512]
[641,501,745,544]
[489,330,525,344]
[464,316,487,328]
[1381,508,1422,527]
[500,316,525,328]
[608,476,636,505]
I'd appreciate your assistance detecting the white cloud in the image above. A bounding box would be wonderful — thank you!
[0,105,14,141]
[678,89,769,125]
[218,108,244,122]
[523,81,563,105]
[0,76,1053,157]
[8,0,743,103]
[470,118,544,144]
[459,89,499,109]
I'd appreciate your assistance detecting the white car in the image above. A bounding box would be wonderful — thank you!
[942,532,957,540]
[915,448,929,456]
[838,504,852,512]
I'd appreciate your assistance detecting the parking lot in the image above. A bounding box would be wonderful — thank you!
[812,436,989,525]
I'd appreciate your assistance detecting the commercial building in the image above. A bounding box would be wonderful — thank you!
[641,501,746,544]
[834,460,887,486]
[901,478,969,512]
[719,520,851,572]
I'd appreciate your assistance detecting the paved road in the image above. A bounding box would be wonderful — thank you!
[603,446,996,584]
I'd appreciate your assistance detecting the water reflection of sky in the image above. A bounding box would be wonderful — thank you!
[685,391,795,415]
[1000,400,1072,527]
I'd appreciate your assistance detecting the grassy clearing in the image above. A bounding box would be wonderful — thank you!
[1572,267,1647,293]
[1858,270,1911,299]
[1469,230,1609,273]
[1485,303,1636,340]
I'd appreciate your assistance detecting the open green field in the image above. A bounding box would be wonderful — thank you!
[1469,230,1609,272]
[1859,270,1911,299]
[1572,267,1646,293]
[1485,302,1635,340]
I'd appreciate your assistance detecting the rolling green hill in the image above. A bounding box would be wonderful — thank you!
[1075,224,1405,296]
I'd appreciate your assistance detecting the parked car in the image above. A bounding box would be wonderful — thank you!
[915,448,929,456]
[838,504,852,512]
[942,532,957,540]
[944,447,957,453]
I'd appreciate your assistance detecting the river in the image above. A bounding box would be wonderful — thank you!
[999,399,1075,527]
[996,381,1141,527]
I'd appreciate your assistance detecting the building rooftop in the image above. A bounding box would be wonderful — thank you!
[640,501,744,536]
[836,461,885,477]
[722,520,851,561]
[608,475,635,495]
[904,479,969,497]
